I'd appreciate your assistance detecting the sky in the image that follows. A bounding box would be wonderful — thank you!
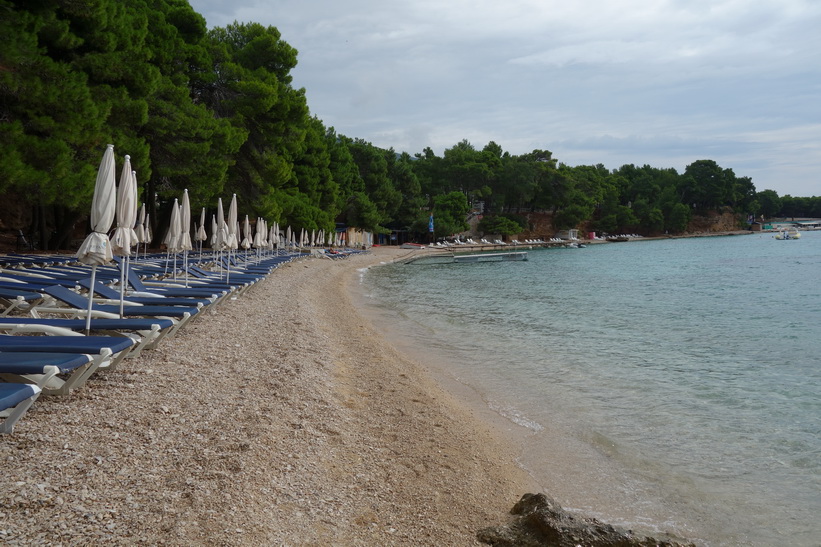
[187,0,821,197]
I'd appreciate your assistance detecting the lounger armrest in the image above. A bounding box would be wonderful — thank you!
[30,306,120,320]
[0,323,82,337]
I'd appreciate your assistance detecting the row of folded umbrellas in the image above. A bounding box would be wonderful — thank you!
[82,144,355,269]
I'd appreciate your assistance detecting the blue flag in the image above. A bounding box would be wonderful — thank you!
[428,213,434,233]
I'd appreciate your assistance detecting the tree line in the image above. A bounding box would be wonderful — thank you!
[2,1,818,249]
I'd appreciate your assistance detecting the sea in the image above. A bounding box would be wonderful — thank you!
[355,231,821,546]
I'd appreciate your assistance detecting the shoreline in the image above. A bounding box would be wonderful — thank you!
[1,248,536,545]
[1,246,711,545]
[352,249,711,545]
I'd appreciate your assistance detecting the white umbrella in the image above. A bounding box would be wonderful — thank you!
[210,214,218,249]
[180,190,193,252]
[165,198,182,279]
[196,207,207,253]
[180,190,193,286]
[110,159,137,318]
[227,194,238,251]
[215,198,230,279]
[144,212,152,250]
[241,215,251,250]
[253,217,263,248]
[76,144,117,332]
[135,203,146,257]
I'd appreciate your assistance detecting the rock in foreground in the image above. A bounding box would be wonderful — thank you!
[477,493,696,547]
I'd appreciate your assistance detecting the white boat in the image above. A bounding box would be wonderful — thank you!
[774,228,801,240]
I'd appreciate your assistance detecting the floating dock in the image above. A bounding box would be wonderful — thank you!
[404,251,528,265]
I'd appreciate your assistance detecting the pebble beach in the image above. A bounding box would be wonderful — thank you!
[1,247,536,545]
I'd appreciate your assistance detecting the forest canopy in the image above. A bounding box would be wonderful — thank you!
[2,0,818,249]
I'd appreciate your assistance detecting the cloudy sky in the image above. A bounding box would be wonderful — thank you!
[187,0,820,197]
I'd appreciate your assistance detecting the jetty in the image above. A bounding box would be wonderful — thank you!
[403,251,527,265]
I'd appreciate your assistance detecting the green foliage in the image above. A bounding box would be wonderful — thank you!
[757,190,782,219]
[426,191,469,238]
[667,203,691,233]
[478,214,527,236]
[6,1,818,251]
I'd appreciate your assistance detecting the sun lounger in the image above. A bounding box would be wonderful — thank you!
[0,352,89,397]
[125,269,230,301]
[0,334,135,394]
[35,285,199,337]
[78,278,216,308]
[0,316,174,355]
[0,286,45,316]
[1,382,44,433]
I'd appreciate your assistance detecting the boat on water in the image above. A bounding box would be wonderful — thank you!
[774,228,801,240]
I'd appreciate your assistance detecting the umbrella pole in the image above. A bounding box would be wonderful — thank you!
[119,257,126,319]
[85,265,97,334]
[184,250,189,288]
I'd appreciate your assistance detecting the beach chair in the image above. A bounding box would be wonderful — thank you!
[125,269,230,302]
[0,316,174,355]
[0,286,46,316]
[34,285,199,337]
[0,382,44,433]
[78,278,217,309]
[0,334,135,394]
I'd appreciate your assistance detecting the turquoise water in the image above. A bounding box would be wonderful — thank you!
[359,232,821,546]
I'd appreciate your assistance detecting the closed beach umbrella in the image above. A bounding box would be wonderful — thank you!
[77,144,117,266]
[110,157,135,257]
[165,198,181,253]
[164,198,181,279]
[196,207,207,252]
[76,144,117,332]
[241,215,252,251]
[227,194,238,251]
[135,203,146,251]
[110,161,138,318]
[253,217,263,248]
[144,213,152,249]
[215,198,228,250]
[210,214,218,248]
[180,190,193,286]
[180,189,193,252]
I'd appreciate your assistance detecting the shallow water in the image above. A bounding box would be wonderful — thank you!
[359,232,821,546]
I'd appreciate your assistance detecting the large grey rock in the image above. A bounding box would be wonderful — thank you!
[477,493,695,547]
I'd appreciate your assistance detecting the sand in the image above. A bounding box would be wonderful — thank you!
[1,247,537,545]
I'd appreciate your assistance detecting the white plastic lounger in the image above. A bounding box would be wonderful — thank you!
[0,352,91,397]
[1,382,45,434]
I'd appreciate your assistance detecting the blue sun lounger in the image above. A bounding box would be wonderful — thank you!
[0,352,91,397]
[78,278,216,309]
[125,269,230,301]
[36,285,199,336]
[0,336,132,395]
[1,382,43,433]
[0,316,175,355]
[0,286,45,316]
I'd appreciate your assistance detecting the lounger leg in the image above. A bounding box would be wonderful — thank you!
[0,394,39,433]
